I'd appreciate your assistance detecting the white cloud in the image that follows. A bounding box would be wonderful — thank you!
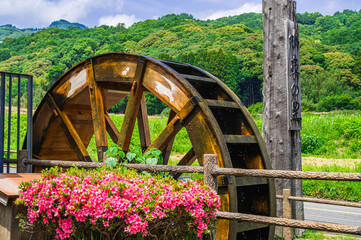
[204,2,262,20]
[0,0,124,28]
[325,0,342,13]
[98,14,139,28]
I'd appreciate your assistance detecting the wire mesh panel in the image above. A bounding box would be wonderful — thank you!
[0,72,33,173]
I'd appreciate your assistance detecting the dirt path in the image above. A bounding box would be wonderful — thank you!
[303,157,361,167]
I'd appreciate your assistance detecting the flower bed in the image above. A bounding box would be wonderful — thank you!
[15,167,220,239]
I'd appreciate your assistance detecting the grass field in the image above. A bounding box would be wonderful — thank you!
[303,161,361,201]
[251,111,361,159]
[4,110,360,159]
[294,230,361,240]
[2,110,361,201]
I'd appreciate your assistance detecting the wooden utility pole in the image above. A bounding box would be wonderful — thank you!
[262,0,303,237]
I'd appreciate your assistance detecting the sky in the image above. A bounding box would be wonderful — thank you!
[0,0,360,29]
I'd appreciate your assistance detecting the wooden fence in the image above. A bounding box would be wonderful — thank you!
[21,154,361,239]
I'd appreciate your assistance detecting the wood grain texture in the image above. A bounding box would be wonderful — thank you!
[118,56,146,151]
[137,93,151,153]
[262,0,303,233]
[86,58,108,162]
[47,94,91,162]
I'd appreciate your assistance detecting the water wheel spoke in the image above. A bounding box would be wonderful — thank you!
[86,58,108,162]
[144,97,200,154]
[137,93,151,153]
[118,56,146,151]
[162,110,176,165]
[47,93,91,162]
[105,112,120,144]
[172,148,197,179]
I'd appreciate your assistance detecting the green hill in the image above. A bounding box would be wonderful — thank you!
[0,25,37,41]
[0,20,87,41]
[48,19,87,30]
[0,11,360,113]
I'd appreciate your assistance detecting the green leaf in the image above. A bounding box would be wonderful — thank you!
[136,156,145,164]
[126,152,136,161]
[132,149,141,156]
[105,157,118,169]
[143,151,152,157]
[105,148,111,156]
[118,149,125,159]
[105,145,118,157]
[150,148,162,157]
[146,158,158,165]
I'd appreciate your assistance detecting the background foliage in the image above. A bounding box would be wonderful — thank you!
[0,11,360,113]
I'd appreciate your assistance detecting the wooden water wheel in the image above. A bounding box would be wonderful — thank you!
[30,53,276,239]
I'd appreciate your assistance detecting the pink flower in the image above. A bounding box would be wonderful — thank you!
[16,167,220,239]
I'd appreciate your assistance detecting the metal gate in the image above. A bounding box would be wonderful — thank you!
[0,72,33,173]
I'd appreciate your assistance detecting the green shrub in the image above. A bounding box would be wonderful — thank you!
[301,133,325,154]
[335,117,361,139]
[247,102,263,115]
[317,94,361,111]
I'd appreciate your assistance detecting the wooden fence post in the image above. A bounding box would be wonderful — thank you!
[17,150,28,173]
[203,154,218,240]
[203,154,218,192]
[262,0,304,236]
[283,189,292,240]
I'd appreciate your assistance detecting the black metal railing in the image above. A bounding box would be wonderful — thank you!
[0,71,33,173]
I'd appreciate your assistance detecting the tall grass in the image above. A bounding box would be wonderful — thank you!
[303,161,361,201]
[250,111,361,159]
[2,112,28,159]
[301,111,361,159]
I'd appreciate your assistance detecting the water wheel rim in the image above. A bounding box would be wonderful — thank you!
[30,52,276,239]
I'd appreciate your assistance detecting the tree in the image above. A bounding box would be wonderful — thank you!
[353,51,361,79]
[45,63,67,91]
[297,12,322,25]
[315,16,343,32]
[0,48,11,61]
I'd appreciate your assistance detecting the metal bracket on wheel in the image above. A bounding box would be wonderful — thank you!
[221,176,232,185]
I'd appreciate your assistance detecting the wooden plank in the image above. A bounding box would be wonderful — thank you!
[137,94,151,153]
[237,222,268,233]
[162,110,176,165]
[117,56,146,151]
[105,113,120,144]
[98,81,133,92]
[204,99,239,109]
[32,101,55,156]
[86,58,108,162]
[142,61,192,111]
[47,94,92,162]
[144,97,200,153]
[0,174,42,198]
[181,74,215,83]
[64,103,92,112]
[235,176,268,187]
[223,135,257,144]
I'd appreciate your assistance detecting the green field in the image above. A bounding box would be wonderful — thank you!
[252,111,361,202]
[251,111,361,159]
[3,110,361,201]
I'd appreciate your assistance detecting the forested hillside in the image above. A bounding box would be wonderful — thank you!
[0,11,360,114]
[0,25,37,41]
